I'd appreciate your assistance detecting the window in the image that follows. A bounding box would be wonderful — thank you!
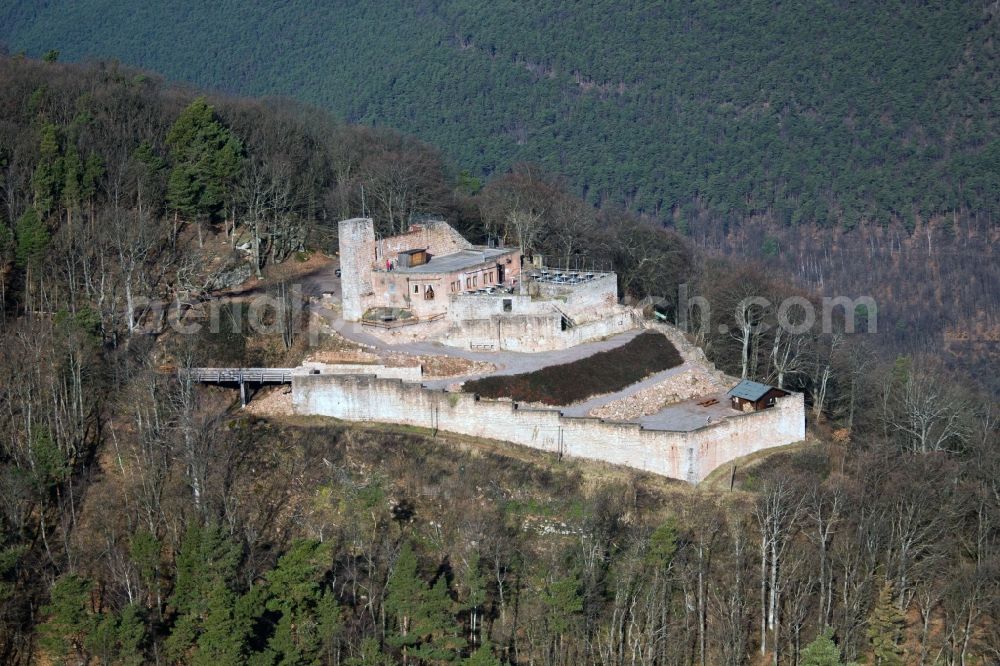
[425,285,435,300]
[466,277,471,289]
[503,299,512,312]
[413,285,419,294]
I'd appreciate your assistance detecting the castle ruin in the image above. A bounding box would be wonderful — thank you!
[338,218,639,351]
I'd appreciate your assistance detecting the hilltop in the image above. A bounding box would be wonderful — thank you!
[0,53,996,666]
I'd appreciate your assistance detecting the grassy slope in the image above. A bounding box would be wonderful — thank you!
[1,1,995,223]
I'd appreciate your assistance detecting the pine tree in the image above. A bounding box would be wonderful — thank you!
[114,605,148,666]
[129,530,161,611]
[542,573,583,642]
[32,122,62,214]
[15,208,50,268]
[346,637,396,666]
[409,576,466,664]
[866,582,905,665]
[385,542,426,657]
[165,523,244,662]
[165,97,244,225]
[800,627,845,666]
[170,522,242,616]
[646,518,679,567]
[38,574,96,663]
[86,604,147,666]
[193,582,249,666]
[263,539,341,665]
[463,639,503,666]
[386,542,466,664]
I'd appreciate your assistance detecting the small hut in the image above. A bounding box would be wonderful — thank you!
[728,379,789,412]
[397,248,429,268]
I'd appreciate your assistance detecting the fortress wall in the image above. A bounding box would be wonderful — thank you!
[686,393,806,476]
[292,374,805,482]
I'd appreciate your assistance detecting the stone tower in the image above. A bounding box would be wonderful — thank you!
[339,218,376,321]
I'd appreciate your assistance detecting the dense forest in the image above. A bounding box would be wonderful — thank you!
[0,1,997,227]
[0,56,997,665]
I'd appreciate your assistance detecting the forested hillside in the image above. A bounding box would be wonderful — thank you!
[1,1,996,227]
[0,54,997,665]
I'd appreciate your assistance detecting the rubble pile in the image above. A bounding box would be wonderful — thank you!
[590,367,727,420]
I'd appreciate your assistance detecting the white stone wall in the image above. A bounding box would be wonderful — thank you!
[447,293,543,320]
[292,373,806,482]
[440,307,638,352]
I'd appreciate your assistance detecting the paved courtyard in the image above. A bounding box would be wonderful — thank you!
[632,390,737,432]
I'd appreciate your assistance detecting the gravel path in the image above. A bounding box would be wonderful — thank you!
[310,298,649,389]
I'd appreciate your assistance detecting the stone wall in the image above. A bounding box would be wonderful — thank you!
[370,272,445,319]
[530,273,618,319]
[440,306,639,352]
[374,221,472,263]
[447,293,548,320]
[294,363,423,382]
[292,373,805,482]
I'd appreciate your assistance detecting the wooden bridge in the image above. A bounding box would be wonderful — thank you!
[179,367,294,407]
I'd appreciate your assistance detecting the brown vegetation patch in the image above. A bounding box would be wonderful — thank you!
[464,331,682,405]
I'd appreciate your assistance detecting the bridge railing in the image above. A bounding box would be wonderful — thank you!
[180,368,294,384]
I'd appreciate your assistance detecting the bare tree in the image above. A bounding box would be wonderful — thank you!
[754,478,804,661]
[884,365,971,454]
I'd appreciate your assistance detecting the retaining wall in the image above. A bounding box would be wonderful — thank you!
[294,363,422,381]
[440,307,639,352]
[291,373,805,482]
[530,273,618,316]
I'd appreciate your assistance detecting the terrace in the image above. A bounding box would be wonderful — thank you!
[525,268,613,286]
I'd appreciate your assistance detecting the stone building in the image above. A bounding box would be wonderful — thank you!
[338,217,522,322]
[338,217,640,351]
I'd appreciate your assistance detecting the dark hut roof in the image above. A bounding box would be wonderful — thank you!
[728,379,776,401]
